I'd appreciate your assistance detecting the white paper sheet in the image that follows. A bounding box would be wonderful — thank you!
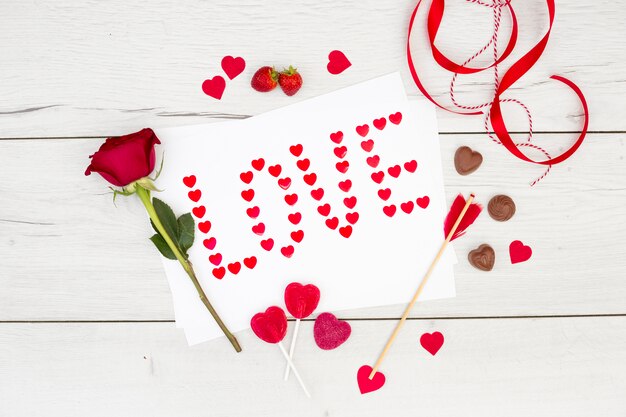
[154,73,456,345]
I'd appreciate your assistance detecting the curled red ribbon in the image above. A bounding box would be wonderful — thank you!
[407,0,589,174]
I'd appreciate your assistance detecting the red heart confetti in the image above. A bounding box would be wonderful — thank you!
[268,164,282,177]
[416,196,430,209]
[327,50,352,75]
[251,158,265,171]
[371,171,384,184]
[284,282,320,319]
[339,225,353,238]
[284,193,298,206]
[310,188,324,201]
[330,131,344,144]
[212,267,226,279]
[357,365,386,394]
[338,179,352,192]
[389,112,403,124]
[404,160,417,173]
[281,245,295,258]
[221,55,246,80]
[246,206,260,219]
[250,306,287,344]
[383,205,396,217]
[367,155,380,168]
[361,140,374,152]
[188,189,201,202]
[343,196,357,209]
[203,237,216,250]
[356,124,369,137]
[183,175,196,188]
[303,173,317,186]
[290,144,303,157]
[260,238,274,251]
[317,204,331,216]
[288,212,302,225]
[420,331,444,355]
[325,217,339,230]
[198,221,212,234]
[227,261,241,275]
[202,76,226,100]
[314,312,351,350]
[373,117,386,130]
[243,256,257,269]
[241,189,255,202]
[388,165,401,178]
[278,177,291,190]
[240,171,253,184]
[209,253,222,266]
[251,222,265,235]
[346,212,359,225]
[509,240,532,264]
[291,230,304,243]
[378,188,391,201]
[336,161,349,173]
[401,201,414,214]
[297,158,310,171]
[334,146,347,159]
[192,206,206,218]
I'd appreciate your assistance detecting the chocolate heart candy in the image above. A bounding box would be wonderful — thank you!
[488,194,516,222]
[468,244,495,271]
[454,146,483,175]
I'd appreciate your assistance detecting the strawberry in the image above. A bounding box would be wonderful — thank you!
[251,66,278,92]
[278,66,303,96]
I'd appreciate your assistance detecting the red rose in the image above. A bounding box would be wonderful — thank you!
[85,128,161,187]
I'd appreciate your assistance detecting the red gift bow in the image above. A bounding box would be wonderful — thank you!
[407,0,589,184]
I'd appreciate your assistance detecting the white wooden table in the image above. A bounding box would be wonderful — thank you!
[1,1,625,415]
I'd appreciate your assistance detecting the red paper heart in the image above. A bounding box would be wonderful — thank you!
[260,238,274,251]
[509,240,532,264]
[212,267,226,279]
[334,146,347,159]
[420,331,444,355]
[198,221,212,234]
[290,144,303,157]
[314,312,351,350]
[373,117,386,130]
[378,188,391,201]
[371,171,384,184]
[401,201,414,214]
[357,365,385,394]
[240,171,253,184]
[250,306,287,344]
[290,230,304,243]
[383,205,396,217]
[246,206,260,219]
[278,177,292,190]
[361,140,374,152]
[284,282,320,319]
[310,188,324,201]
[209,253,222,266]
[343,196,357,209]
[251,158,265,171]
[339,225,353,238]
[325,217,339,230]
[192,206,206,218]
[203,237,216,250]
[183,175,196,188]
[336,161,349,173]
[389,112,403,125]
[251,222,265,235]
[356,124,369,137]
[188,189,201,202]
[317,204,331,217]
[297,158,310,171]
[303,173,317,186]
[284,193,298,206]
[327,50,352,75]
[281,245,295,258]
[367,155,380,168]
[227,261,241,275]
[221,55,246,80]
[416,196,430,209]
[388,165,401,178]
[243,256,257,269]
[202,76,226,100]
[404,160,417,173]
[338,179,352,192]
[268,164,282,177]
[330,131,344,144]
[346,212,359,225]
[288,212,302,225]
[241,189,255,202]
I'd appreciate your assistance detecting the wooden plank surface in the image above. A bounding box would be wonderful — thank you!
[1,318,625,416]
[0,0,623,137]
[1,133,623,320]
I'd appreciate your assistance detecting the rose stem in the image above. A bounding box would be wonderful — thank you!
[283,318,301,380]
[277,341,310,398]
[136,186,242,353]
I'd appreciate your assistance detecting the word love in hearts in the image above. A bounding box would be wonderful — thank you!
[183,112,430,279]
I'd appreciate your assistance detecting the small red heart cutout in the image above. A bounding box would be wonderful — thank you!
[246,206,260,219]
[361,140,374,152]
[278,177,291,190]
[188,190,201,202]
[325,217,339,230]
[371,171,384,184]
[389,112,402,125]
[383,205,396,217]
[509,240,532,264]
[317,204,331,217]
[198,221,212,234]
[327,50,351,75]
[209,253,222,266]
[202,76,226,100]
[303,173,317,186]
[251,158,265,171]
[192,206,206,218]
[297,158,310,171]
[284,193,298,206]
[367,155,380,168]
[221,55,246,80]
[281,245,295,258]
[416,196,430,209]
[336,161,349,173]
[260,238,274,251]
[240,171,253,184]
[243,256,257,269]
[268,164,282,177]
[310,188,324,201]
[212,267,226,279]
[420,331,444,355]
[290,230,304,243]
[290,144,303,157]
[346,212,359,225]
[343,196,357,209]
[388,165,401,178]
[404,160,417,173]
[250,306,287,344]
[227,261,241,275]
[338,179,352,192]
[314,312,351,350]
[356,124,369,137]
[357,365,386,394]
[203,237,216,250]
[401,201,414,214]
[241,189,255,202]
[339,225,353,238]
[251,222,265,235]
[334,146,347,159]
[378,188,391,201]
[373,117,386,130]
[182,175,196,188]
[330,131,344,144]
[288,212,302,225]
[284,282,320,319]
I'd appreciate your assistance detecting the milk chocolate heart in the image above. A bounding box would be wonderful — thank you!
[454,146,483,175]
[468,244,495,271]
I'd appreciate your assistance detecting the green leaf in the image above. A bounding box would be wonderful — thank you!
[150,233,176,260]
[176,213,195,256]
[152,198,179,244]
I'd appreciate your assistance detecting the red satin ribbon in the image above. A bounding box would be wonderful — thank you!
[407,0,589,166]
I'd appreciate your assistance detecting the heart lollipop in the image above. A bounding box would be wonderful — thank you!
[250,306,310,397]
[283,283,320,380]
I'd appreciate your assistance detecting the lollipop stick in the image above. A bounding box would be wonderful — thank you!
[283,318,301,380]
[277,341,310,398]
